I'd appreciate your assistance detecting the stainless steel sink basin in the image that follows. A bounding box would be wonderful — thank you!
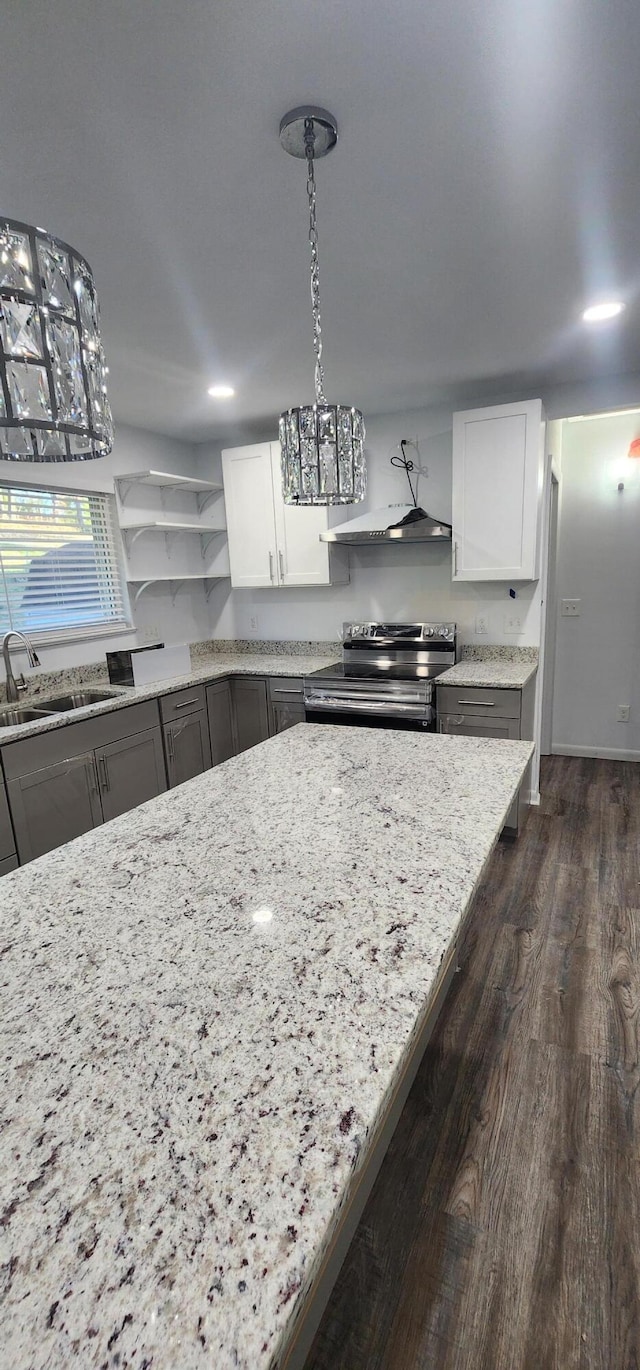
[37,689,117,711]
[0,707,56,727]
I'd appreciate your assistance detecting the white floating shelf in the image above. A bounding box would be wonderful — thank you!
[120,520,225,532]
[117,470,223,493]
[116,469,224,513]
[127,574,229,604]
[120,520,226,558]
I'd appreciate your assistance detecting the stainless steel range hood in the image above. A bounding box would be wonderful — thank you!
[319,504,452,545]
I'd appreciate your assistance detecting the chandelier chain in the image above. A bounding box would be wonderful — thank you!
[304,118,327,406]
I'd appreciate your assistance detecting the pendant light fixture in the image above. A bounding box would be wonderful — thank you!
[0,217,113,462]
[278,107,366,506]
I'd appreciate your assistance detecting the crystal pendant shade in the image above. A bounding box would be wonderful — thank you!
[0,218,113,462]
[279,403,366,504]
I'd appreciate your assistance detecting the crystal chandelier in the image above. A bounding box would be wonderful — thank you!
[0,218,113,462]
[279,107,366,506]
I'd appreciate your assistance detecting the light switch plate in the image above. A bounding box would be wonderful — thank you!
[561,599,581,617]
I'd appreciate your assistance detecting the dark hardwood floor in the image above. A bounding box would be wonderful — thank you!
[305,756,640,1370]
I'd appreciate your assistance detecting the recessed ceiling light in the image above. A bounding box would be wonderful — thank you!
[208,383,235,399]
[582,301,625,323]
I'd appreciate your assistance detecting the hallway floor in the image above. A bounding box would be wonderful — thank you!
[306,756,640,1370]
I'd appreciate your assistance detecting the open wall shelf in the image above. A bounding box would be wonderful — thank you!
[127,574,229,605]
[116,469,224,514]
[120,521,226,558]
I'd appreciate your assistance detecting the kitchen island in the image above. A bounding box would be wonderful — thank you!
[1,724,532,1369]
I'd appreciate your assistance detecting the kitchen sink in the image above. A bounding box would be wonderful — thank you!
[0,707,56,727]
[37,689,118,711]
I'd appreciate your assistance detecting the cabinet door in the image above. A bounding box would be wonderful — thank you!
[270,444,344,587]
[438,714,521,741]
[164,711,212,789]
[7,753,102,865]
[271,701,306,735]
[438,715,521,829]
[232,678,270,753]
[207,680,235,765]
[452,399,544,581]
[95,727,167,822]
[0,773,16,862]
[221,443,279,588]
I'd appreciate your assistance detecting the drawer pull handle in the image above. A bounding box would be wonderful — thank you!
[173,698,200,709]
[457,699,495,706]
[274,688,303,695]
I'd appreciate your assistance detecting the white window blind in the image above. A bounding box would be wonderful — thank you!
[0,481,129,638]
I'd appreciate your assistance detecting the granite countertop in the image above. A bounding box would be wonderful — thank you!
[1,725,533,1370]
[437,658,538,689]
[0,652,338,745]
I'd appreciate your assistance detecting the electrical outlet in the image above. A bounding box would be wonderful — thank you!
[617,705,631,722]
[561,599,581,617]
[504,614,523,634]
[249,615,259,633]
[142,624,161,643]
[475,615,489,635]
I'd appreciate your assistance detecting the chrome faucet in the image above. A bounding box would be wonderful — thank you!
[2,631,41,703]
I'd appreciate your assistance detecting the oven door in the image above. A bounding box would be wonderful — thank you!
[304,680,435,731]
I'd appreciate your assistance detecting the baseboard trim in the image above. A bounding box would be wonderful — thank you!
[551,743,640,762]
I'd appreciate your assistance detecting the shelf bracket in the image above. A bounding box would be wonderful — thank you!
[133,580,156,604]
[116,480,135,505]
[197,488,223,515]
[201,529,225,559]
[122,527,148,552]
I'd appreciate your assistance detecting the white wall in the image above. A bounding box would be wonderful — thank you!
[198,406,546,648]
[552,409,640,760]
[0,424,220,671]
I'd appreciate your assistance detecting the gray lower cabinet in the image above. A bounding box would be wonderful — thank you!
[0,853,18,876]
[206,680,235,765]
[438,714,521,742]
[164,711,212,788]
[268,677,305,736]
[271,700,306,734]
[96,728,167,820]
[437,678,536,835]
[7,752,103,864]
[232,677,270,753]
[2,700,167,866]
[0,768,17,867]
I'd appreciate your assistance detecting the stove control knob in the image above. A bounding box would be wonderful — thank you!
[425,626,434,637]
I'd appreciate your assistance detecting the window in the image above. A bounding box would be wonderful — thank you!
[0,481,129,639]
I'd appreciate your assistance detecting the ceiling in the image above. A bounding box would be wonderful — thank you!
[3,0,640,442]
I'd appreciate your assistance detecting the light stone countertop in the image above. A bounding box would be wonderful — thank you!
[1,724,533,1370]
[437,659,538,689]
[0,652,339,745]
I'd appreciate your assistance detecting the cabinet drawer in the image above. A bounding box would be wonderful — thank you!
[436,685,521,719]
[159,684,206,721]
[268,676,304,703]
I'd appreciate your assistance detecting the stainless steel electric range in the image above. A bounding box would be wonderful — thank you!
[303,621,457,731]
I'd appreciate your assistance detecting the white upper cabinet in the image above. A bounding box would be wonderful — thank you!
[221,442,349,589]
[221,444,279,588]
[452,399,545,581]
